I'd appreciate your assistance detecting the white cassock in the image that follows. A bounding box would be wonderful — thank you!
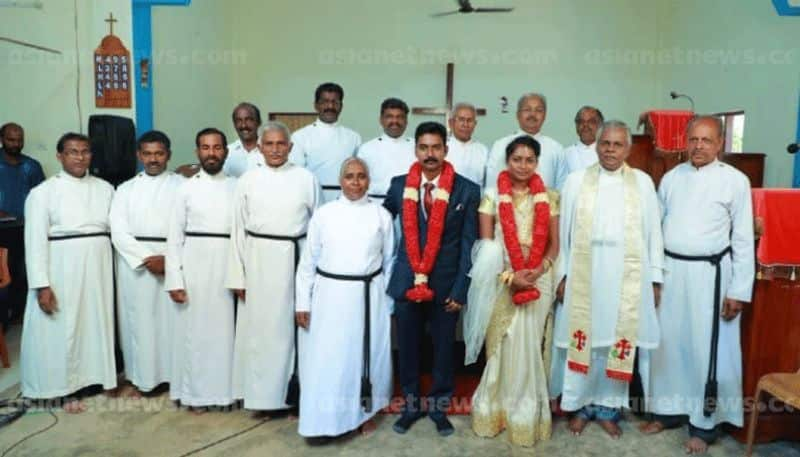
[223,139,264,178]
[226,162,321,410]
[446,135,489,188]
[486,130,566,191]
[295,195,394,437]
[109,171,184,391]
[356,134,415,203]
[21,171,116,398]
[290,119,361,202]
[554,166,663,411]
[650,160,754,429]
[165,169,237,407]
[563,142,598,175]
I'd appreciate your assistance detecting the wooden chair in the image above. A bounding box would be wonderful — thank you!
[0,247,10,368]
[746,369,800,456]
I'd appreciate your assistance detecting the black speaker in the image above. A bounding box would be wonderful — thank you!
[88,115,136,187]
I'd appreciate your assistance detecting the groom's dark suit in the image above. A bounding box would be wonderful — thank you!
[383,170,479,420]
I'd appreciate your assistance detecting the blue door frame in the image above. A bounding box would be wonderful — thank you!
[131,0,190,135]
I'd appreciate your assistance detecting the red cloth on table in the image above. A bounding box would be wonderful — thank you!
[647,110,694,152]
[752,189,800,265]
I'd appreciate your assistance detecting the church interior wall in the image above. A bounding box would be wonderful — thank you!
[0,0,135,176]
[1,0,797,186]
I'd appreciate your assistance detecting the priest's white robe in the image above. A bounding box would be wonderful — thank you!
[295,195,394,437]
[650,160,754,429]
[563,142,598,176]
[223,139,264,178]
[486,131,566,191]
[165,169,237,407]
[356,134,415,202]
[109,171,183,391]
[290,119,361,202]
[225,162,320,410]
[554,166,663,411]
[21,171,116,398]
[446,135,489,188]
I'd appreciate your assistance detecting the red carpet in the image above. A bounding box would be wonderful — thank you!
[381,374,481,415]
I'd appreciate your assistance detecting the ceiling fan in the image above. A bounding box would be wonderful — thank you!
[431,0,514,17]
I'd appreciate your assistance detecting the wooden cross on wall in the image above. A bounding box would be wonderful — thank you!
[411,63,487,125]
[105,13,118,35]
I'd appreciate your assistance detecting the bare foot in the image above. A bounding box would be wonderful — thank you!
[63,399,87,414]
[359,419,377,436]
[684,437,709,454]
[189,406,206,416]
[598,420,622,439]
[568,416,589,436]
[639,421,665,434]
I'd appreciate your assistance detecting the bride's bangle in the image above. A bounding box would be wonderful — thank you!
[499,270,514,286]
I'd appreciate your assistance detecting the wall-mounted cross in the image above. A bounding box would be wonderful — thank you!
[105,12,117,35]
[411,63,487,125]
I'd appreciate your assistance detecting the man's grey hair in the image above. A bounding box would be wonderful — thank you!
[339,156,370,181]
[450,102,477,119]
[574,105,604,123]
[686,114,725,139]
[257,121,291,143]
[517,93,547,112]
[597,120,632,146]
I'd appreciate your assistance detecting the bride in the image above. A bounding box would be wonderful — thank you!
[466,135,560,447]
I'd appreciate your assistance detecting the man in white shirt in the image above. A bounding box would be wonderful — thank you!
[486,93,566,190]
[357,98,415,202]
[446,102,488,189]
[223,102,264,178]
[290,82,362,201]
[563,106,604,176]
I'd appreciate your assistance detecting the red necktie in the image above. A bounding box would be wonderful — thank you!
[424,182,434,217]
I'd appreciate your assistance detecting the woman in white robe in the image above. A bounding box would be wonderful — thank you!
[466,136,559,447]
[295,157,394,438]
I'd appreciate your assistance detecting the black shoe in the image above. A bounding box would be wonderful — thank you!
[393,412,425,434]
[430,415,454,437]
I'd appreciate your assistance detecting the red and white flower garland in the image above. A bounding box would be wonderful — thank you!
[497,170,550,305]
[401,161,455,302]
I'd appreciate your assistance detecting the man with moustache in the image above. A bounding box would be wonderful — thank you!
[486,93,567,190]
[165,128,237,411]
[641,115,754,455]
[226,122,320,415]
[0,123,45,329]
[290,82,362,202]
[223,102,264,178]
[20,132,116,413]
[564,106,604,175]
[384,122,480,437]
[109,130,184,397]
[446,102,488,188]
[357,98,415,203]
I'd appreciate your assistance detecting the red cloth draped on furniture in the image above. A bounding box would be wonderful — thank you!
[641,110,694,152]
[730,189,800,444]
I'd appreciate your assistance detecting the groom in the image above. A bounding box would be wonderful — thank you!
[384,121,480,436]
